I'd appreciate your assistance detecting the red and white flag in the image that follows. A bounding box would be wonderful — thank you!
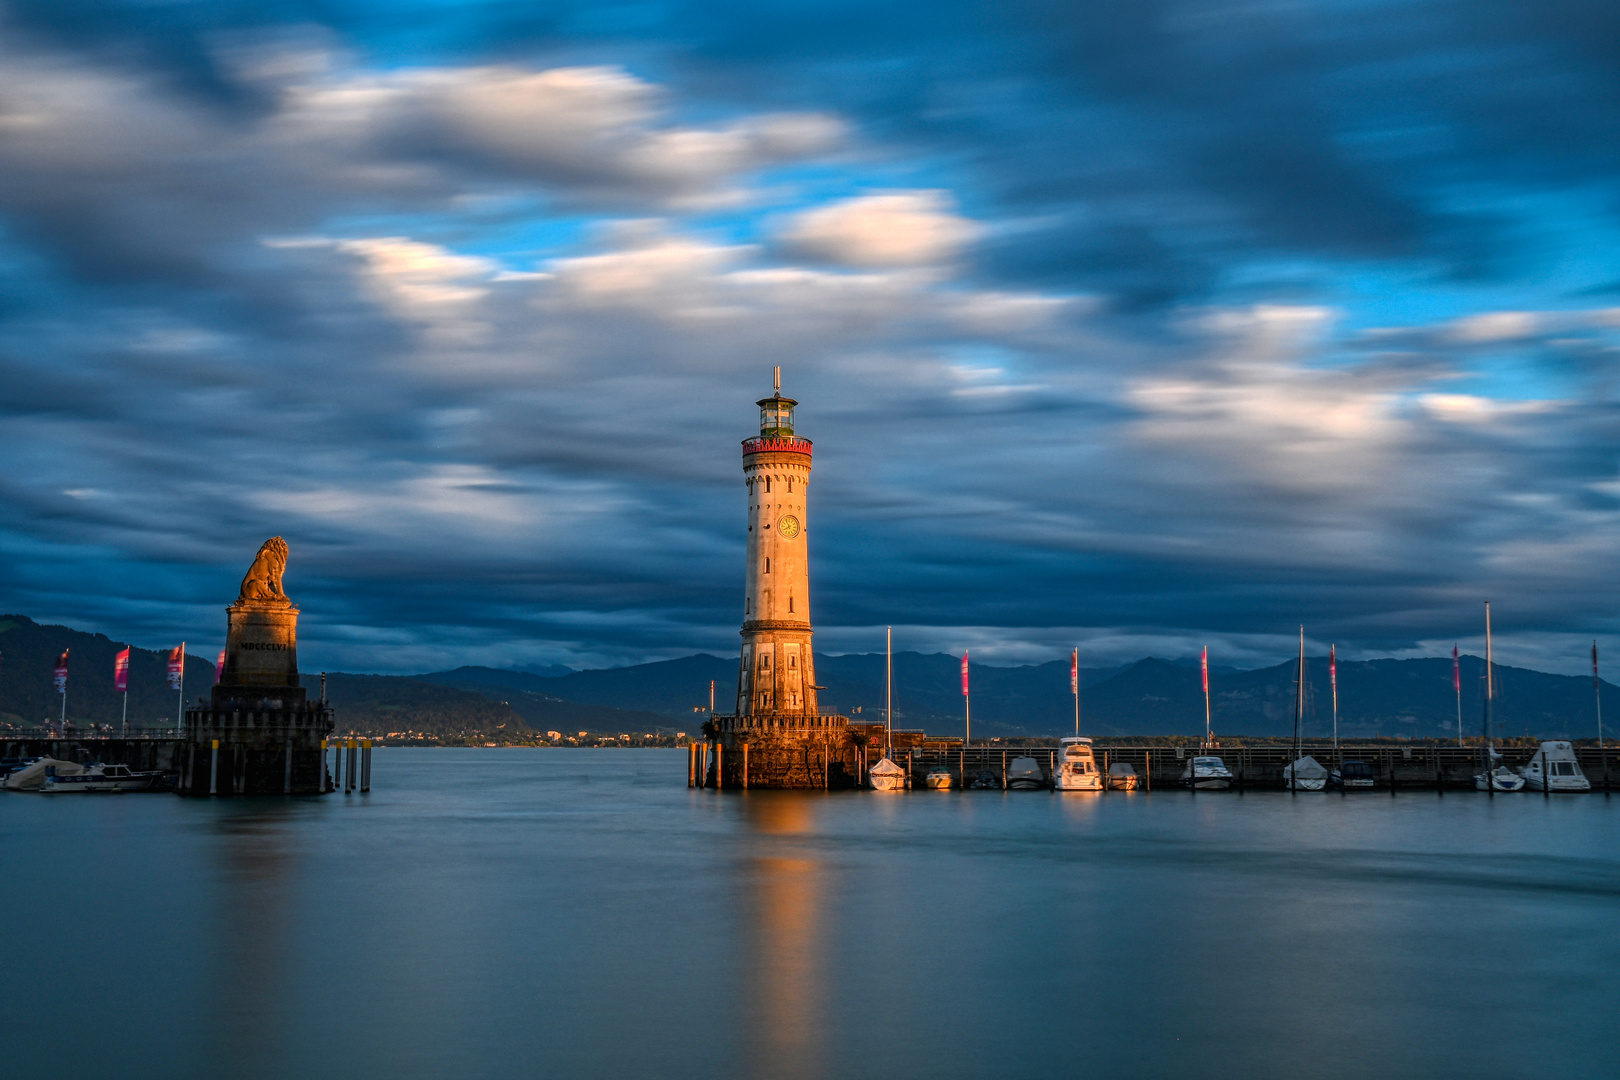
[1070,649,1078,694]
[961,650,969,697]
[1200,646,1209,694]
[54,649,69,693]
[114,647,130,693]
[167,644,185,691]
[216,649,227,681]
[1329,644,1337,694]
[1452,644,1460,694]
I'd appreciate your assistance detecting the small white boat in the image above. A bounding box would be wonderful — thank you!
[1107,761,1139,790]
[4,757,86,791]
[869,756,907,791]
[1330,760,1377,790]
[1474,765,1526,792]
[1181,755,1233,790]
[924,766,954,789]
[1283,755,1328,791]
[1054,737,1103,791]
[1517,741,1591,792]
[1006,757,1046,789]
[42,763,163,793]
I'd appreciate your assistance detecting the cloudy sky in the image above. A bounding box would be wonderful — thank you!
[3,0,1619,675]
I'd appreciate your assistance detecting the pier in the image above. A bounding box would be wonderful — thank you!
[691,741,1617,791]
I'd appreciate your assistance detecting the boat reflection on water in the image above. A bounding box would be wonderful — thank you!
[739,795,828,1080]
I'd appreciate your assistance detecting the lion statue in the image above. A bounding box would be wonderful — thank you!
[237,536,290,603]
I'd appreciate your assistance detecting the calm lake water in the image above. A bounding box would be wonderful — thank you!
[3,748,1617,1080]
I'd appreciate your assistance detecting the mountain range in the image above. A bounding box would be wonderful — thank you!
[3,614,1611,740]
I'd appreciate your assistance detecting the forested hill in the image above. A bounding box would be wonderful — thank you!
[0,615,214,726]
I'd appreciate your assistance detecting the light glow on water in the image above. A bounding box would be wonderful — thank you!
[2,748,1617,1079]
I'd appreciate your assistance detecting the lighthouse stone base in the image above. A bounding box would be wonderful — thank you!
[715,714,861,788]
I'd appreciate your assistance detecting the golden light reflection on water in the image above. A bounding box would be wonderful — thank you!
[739,794,826,1080]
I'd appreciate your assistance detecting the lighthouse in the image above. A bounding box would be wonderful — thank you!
[715,369,854,787]
[737,367,820,720]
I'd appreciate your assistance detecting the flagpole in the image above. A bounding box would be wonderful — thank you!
[962,649,971,747]
[1072,648,1080,737]
[1201,646,1211,749]
[1330,644,1338,764]
[1455,644,1463,748]
[122,690,128,737]
[177,641,186,731]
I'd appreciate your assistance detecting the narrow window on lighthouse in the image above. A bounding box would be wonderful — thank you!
[765,558,770,574]
[787,477,793,493]
[765,477,771,493]
[788,597,794,613]
[789,655,796,669]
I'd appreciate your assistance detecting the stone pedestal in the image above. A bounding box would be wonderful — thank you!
[178,567,334,796]
[716,714,859,788]
[220,600,300,687]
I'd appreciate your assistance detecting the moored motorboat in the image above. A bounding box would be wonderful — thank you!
[967,771,1000,790]
[4,757,86,791]
[1006,756,1046,789]
[1054,736,1102,791]
[1107,761,1139,790]
[1180,755,1233,790]
[1517,741,1591,792]
[924,766,954,789]
[42,762,164,793]
[1283,755,1328,791]
[869,756,907,791]
[1329,760,1376,790]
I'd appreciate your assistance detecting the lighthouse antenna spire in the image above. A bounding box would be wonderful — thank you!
[773,365,781,394]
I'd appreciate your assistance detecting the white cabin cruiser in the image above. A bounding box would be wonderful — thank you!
[42,762,163,793]
[1006,756,1047,789]
[923,765,954,789]
[1107,761,1139,790]
[869,756,907,791]
[1283,755,1328,791]
[1054,737,1103,791]
[1181,755,1233,790]
[1517,742,1590,792]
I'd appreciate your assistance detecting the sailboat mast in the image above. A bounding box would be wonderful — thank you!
[1294,626,1304,777]
[1595,640,1604,750]
[886,625,893,756]
[1483,601,1493,787]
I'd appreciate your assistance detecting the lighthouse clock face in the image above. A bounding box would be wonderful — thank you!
[777,515,800,539]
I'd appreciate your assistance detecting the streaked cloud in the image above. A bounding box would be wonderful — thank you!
[1,1,1619,678]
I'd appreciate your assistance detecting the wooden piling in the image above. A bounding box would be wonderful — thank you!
[717,743,723,789]
[1145,750,1151,792]
[743,742,749,789]
[209,738,219,795]
[1002,750,1007,790]
[361,739,371,792]
[283,745,293,795]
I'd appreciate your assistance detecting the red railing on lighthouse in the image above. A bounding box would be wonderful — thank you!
[742,436,813,456]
